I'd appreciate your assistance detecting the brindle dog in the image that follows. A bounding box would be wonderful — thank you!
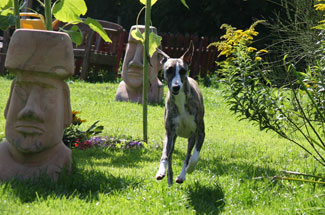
[155,42,205,185]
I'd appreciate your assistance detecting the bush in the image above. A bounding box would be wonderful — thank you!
[264,0,323,85]
[209,20,325,167]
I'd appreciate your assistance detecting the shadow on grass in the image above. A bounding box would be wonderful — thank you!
[74,148,158,168]
[199,156,278,179]
[4,164,142,203]
[187,181,225,215]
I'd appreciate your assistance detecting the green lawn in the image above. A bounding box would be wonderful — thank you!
[0,76,324,215]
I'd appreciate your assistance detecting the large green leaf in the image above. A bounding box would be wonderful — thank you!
[0,7,13,16]
[130,28,145,43]
[0,15,9,30]
[0,14,16,30]
[139,0,158,6]
[0,0,10,9]
[180,0,189,9]
[130,29,161,57]
[148,32,162,57]
[64,25,83,47]
[84,17,111,43]
[53,0,87,23]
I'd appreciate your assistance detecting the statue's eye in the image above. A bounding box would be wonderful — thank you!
[179,68,186,75]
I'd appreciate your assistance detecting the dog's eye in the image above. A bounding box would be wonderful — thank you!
[179,68,186,75]
[166,67,174,74]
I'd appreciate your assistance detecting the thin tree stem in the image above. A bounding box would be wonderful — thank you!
[14,0,20,29]
[143,0,151,143]
[44,0,52,30]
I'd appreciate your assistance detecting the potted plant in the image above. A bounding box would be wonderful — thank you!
[0,0,110,45]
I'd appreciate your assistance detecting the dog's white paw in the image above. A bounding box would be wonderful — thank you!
[155,172,166,180]
[176,176,185,184]
[156,159,167,180]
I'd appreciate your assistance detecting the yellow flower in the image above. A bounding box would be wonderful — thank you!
[247,47,257,52]
[255,56,262,61]
[258,49,268,53]
[314,3,325,11]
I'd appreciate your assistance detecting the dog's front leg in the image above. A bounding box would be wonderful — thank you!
[156,136,169,180]
[155,133,176,185]
[167,134,176,185]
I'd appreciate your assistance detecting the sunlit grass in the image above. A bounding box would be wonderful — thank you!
[0,76,324,215]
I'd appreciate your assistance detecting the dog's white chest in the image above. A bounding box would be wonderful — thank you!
[173,92,196,138]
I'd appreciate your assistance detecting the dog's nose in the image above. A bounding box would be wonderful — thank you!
[172,85,180,93]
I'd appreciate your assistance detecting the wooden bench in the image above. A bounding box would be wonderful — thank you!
[71,20,126,80]
[0,30,10,76]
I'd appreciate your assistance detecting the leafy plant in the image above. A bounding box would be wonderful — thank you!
[0,0,111,46]
[209,20,325,167]
[63,111,104,148]
[130,0,188,143]
[264,0,323,84]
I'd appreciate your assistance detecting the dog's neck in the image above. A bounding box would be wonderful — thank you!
[170,78,190,112]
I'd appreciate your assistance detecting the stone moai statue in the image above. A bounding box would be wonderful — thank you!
[0,29,74,181]
[115,25,164,104]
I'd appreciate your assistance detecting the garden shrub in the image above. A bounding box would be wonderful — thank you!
[209,19,325,167]
[264,0,323,85]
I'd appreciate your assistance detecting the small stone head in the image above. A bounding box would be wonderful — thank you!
[122,25,162,89]
[4,29,74,154]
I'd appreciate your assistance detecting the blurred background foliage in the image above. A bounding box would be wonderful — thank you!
[83,0,278,37]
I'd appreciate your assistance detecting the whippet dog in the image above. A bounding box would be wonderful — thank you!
[155,42,205,185]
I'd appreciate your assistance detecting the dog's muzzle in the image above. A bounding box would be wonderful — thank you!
[172,85,181,95]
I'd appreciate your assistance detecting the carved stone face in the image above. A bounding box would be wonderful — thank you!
[121,26,161,89]
[5,72,67,154]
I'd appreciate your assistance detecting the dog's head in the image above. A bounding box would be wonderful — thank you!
[157,41,194,95]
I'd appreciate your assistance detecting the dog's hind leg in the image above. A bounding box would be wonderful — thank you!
[176,135,196,184]
[186,131,204,173]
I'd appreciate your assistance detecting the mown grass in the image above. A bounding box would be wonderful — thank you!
[0,76,324,215]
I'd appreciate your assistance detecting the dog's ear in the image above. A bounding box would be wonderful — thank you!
[156,48,170,65]
[181,40,194,65]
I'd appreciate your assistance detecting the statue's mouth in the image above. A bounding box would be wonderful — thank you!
[15,124,44,135]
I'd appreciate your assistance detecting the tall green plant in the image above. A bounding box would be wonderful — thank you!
[209,21,325,167]
[131,0,188,143]
[264,0,323,84]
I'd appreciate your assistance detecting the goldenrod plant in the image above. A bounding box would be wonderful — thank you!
[209,19,325,170]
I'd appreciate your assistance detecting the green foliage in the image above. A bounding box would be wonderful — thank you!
[0,0,16,30]
[63,110,104,148]
[211,21,325,167]
[0,0,110,45]
[264,0,324,83]
[52,0,87,23]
